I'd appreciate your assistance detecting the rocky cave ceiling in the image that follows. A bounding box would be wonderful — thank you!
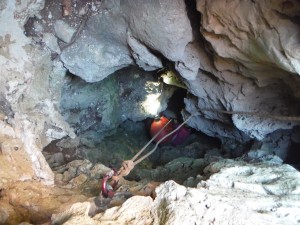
[1,0,300,224]
[23,0,300,160]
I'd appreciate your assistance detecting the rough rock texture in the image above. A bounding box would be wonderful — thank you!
[0,157,161,224]
[60,66,175,141]
[0,181,88,225]
[0,0,73,184]
[198,0,300,81]
[52,197,155,225]
[60,0,193,82]
[51,160,300,225]
[43,118,222,183]
[35,0,300,157]
[182,0,300,155]
[2,1,300,224]
[0,158,153,224]
[21,0,300,159]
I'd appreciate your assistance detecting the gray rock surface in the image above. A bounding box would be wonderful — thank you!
[42,32,61,54]
[190,0,300,140]
[25,0,300,160]
[179,0,300,156]
[127,33,163,71]
[2,1,300,224]
[197,0,300,80]
[130,157,209,184]
[0,0,77,184]
[51,160,300,225]
[60,0,192,82]
[52,159,111,189]
[54,20,76,43]
[0,0,50,184]
[60,66,174,141]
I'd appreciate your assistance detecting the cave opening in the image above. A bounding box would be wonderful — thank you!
[165,88,187,120]
[43,65,222,185]
[21,0,300,188]
[285,126,300,170]
[23,0,225,182]
[3,0,300,224]
[286,142,300,170]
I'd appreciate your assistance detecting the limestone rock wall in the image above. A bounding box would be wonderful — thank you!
[184,0,300,151]
[0,0,74,184]
[60,0,193,82]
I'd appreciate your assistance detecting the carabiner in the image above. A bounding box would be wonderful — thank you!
[101,170,118,198]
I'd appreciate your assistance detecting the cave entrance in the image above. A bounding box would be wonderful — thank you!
[43,65,222,185]
[24,0,224,184]
[165,88,187,120]
[285,126,300,170]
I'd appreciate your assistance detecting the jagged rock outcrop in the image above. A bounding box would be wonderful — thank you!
[0,0,66,184]
[185,0,300,143]
[60,0,192,82]
[51,160,300,225]
[44,0,300,154]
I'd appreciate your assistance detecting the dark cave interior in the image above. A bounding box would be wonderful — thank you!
[25,0,300,176]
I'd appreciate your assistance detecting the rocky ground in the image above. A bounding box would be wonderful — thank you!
[52,160,300,225]
[2,118,299,224]
[3,151,296,225]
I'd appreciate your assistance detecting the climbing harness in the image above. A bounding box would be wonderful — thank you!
[101,114,195,198]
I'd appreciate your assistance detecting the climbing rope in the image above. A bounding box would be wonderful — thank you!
[101,114,195,197]
[100,107,300,197]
